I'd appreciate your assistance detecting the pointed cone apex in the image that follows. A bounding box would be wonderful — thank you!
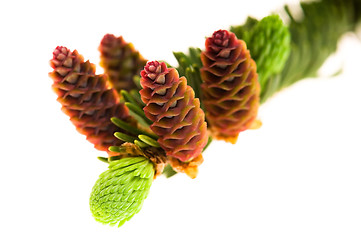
[49,46,130,152]
[200,30,260,143]
[139,61,208,162]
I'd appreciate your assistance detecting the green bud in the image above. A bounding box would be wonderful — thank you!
[89,156,154,227]
[246,14,291,97]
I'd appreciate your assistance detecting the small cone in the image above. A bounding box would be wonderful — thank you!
[99,34,147,92]
[90,156,154,227]
[200,30,260,143]
[140,61,208,162]
[49,46,130,151]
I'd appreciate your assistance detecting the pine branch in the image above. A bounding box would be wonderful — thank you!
[277,0,355,91]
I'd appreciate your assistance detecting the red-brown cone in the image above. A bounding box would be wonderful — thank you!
[49,46,130,152]
[200,30,260,143]
[140,61,208,162]
[99,34,147,92]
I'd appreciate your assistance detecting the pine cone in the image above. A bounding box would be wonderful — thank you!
[49,46,129,152]
[90,156,154,227]
[200,30,260,143]
[139,61,208,162]
[99,34,147,92]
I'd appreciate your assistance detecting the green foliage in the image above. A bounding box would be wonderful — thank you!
[232,14,291,103]
[125,102,153,127]
[112,88,160,149]
[138,135,160,147]
[173,48,203,102]
[263,0,357,102]
[162,164,178,178]
[279,0,354,89]
[90,156,154,227]
[113,88,160,145]
[120,89,152,128]
[232,0,360,103]
[230,16,258,41]
[111,117,159,149]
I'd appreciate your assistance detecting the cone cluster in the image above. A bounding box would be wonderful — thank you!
[47,0,361,229]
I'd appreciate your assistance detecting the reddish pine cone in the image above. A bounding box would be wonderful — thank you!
[140,61,208,162]
[200,30,260,143]
[49,46,130,152]
[99,34,147,92]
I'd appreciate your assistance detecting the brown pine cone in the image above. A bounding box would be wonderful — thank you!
[139,61,208,162]
[99,34,147,92]
[200,30,260,143]
[49,46,130,152]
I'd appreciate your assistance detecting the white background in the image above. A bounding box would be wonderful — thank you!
[1,0,360,239]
